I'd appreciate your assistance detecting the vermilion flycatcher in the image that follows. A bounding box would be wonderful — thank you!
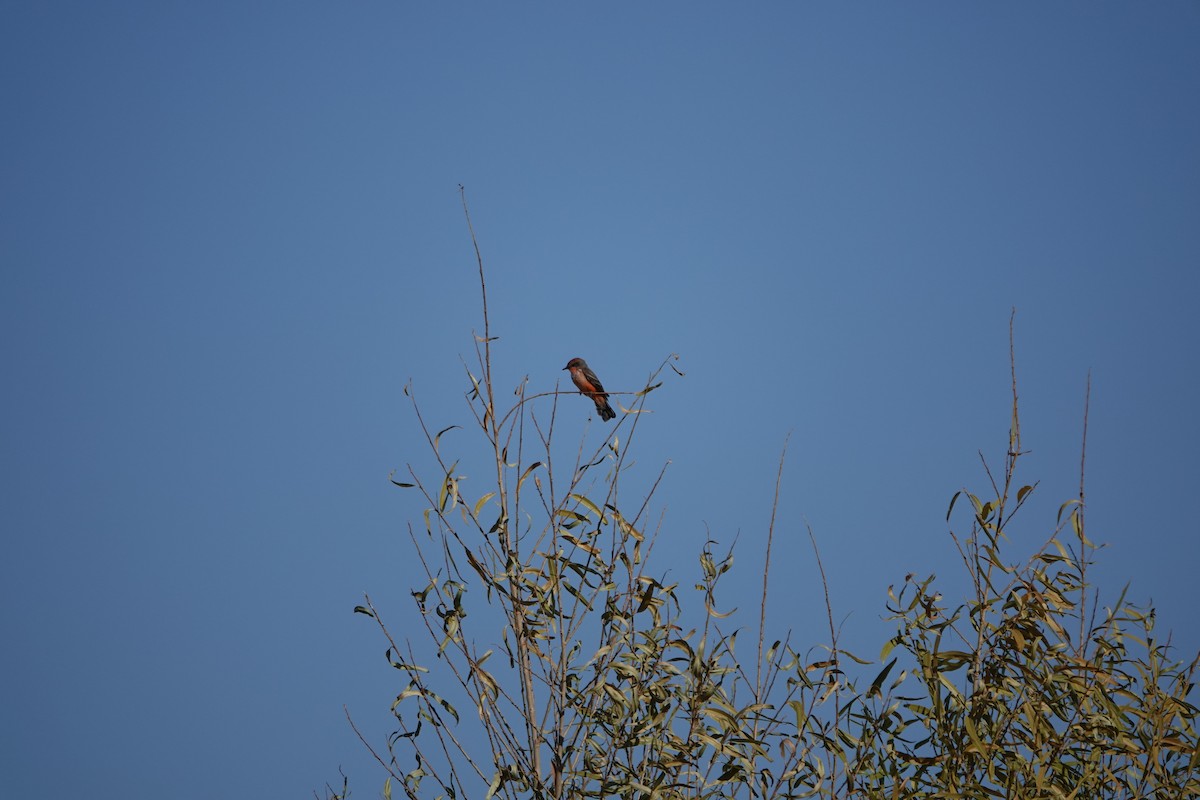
[563,357,616,421]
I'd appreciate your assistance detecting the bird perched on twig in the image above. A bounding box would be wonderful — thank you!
[563,357,616,421]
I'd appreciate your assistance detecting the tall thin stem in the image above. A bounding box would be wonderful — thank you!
[459,185,544,792]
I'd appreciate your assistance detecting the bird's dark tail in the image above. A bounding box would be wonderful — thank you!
[596,399,616,421]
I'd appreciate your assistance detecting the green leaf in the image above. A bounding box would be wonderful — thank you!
[787,699,807,732]
[637,582,655,612]
[868,657,897,698]
[963,716,987,754]
[1057,499,1081,525]
[485,771,503,800]
[463,547,492,583]
[701,706,738,730]
[560,531,599,556]
[946,491,963,521]
[569,493,602,519]
[935,650,972,670]
[937,672,964,699]
[426,689,460,723]
[836,727,861,748]
[353,605,375,617]
[880,636,897,662]
[473,492,495,518]
[716,761,743,782]
[434,424,461,450]
[967,493,983,515]
[473,664,499,701]
[437,463,460,513]
[388,470,415,488]
[518,461,544,491]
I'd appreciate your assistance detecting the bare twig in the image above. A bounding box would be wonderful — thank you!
[757,433,792,702]
[1078,370,1091,651]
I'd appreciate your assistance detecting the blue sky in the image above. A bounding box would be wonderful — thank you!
[3,3,1198,797]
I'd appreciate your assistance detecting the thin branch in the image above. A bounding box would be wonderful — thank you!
[1008,307,1021,458]
[460,184,492,399]
[1078,369,1091,651]
[344,707,409,797]
[757,432,792,702]
[805,520,841,792]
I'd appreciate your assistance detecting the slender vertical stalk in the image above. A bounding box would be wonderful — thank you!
[756,433,791,701]
[459,186,544,792]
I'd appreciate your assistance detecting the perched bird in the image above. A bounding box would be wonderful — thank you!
[563,357,616,421]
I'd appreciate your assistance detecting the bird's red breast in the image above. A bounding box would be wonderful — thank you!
[563,357,616,421]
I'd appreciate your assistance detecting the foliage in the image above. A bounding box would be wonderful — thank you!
[333,199,1199,799]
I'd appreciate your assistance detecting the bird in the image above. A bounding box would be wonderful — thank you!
[563,357,616,421]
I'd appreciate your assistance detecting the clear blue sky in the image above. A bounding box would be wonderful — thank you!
[3,3,1198,797]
